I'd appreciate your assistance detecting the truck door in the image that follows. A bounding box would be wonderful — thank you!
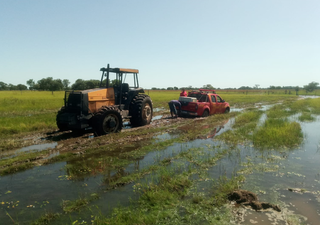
[210,95,217,114]
[216,95,225,113]
[198,94,209,115]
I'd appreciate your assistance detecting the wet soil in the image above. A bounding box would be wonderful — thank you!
[0,115,196,169]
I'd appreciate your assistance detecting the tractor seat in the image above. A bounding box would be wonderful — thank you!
[121,83,129,93]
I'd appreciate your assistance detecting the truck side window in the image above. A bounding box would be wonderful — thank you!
[199,95,208,102]
[211,96,216,103]
[217,96,222,103]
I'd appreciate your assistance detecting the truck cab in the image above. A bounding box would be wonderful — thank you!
[179,89,230,117]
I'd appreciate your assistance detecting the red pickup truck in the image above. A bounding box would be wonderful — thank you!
[179,89,230,117]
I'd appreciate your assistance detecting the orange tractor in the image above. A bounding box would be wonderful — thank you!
[56,64,153,135]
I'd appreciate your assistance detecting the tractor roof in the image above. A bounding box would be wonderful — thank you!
[100,67,139,74]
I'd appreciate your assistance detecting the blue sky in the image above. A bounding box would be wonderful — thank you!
[1,0,319,89]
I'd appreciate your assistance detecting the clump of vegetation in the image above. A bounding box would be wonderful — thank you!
[253,118,303,149]
[216,110,263,146]
[62,197,89,213]
[31,212,60,225]
[266,104,294,119]
[298,112,315,122]
[233,110,263,128]
[308,98,320,114]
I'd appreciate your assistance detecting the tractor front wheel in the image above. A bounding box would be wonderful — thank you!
[56,106,69,131]
[93,106,123,136]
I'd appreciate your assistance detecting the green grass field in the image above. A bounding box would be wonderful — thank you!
[0,89,311,151]
[0,91,64,137]
[0,90,299,137]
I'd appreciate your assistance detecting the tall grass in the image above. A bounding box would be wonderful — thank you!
[0,113,56,135]
[0,91,64,137]
[0,91,64,114]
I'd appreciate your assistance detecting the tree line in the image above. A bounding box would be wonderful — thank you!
[153,82,319,93]
[0,78,319,94]
[0,78,120,92]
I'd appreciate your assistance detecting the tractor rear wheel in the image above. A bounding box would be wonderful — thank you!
[93,106,123,136]
[129,94,153,127]
[56,106,69,131]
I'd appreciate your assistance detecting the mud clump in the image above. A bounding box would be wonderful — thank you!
[228,190,281,212]
[228,190,258,203]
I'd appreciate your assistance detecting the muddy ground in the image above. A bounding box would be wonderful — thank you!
[1,114,199,169]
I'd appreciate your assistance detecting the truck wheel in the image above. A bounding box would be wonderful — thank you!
[129,94,153,127]
[202,109,209,117]
[224,108,230,113]
[56,106,69,131]
[93,106,123,136]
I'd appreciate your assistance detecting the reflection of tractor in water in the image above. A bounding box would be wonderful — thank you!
[56,64,153,135]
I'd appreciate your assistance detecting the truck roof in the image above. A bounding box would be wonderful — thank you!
[199,89,216,93]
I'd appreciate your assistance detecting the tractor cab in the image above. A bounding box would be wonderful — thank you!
[99,64,144,110]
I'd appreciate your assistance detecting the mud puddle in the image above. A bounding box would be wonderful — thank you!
[0,142,58,160]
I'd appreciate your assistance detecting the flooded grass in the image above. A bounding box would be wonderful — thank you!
[290,96,320,115]
[298,112,315,122]
[233,110,263,128]
[1,92,320,224]
[62,197,89,213]
[253,119,303,149]
[266,104,295,119]
[216,110,263,146]
[31,213,60,225]
[88,149,244,225]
